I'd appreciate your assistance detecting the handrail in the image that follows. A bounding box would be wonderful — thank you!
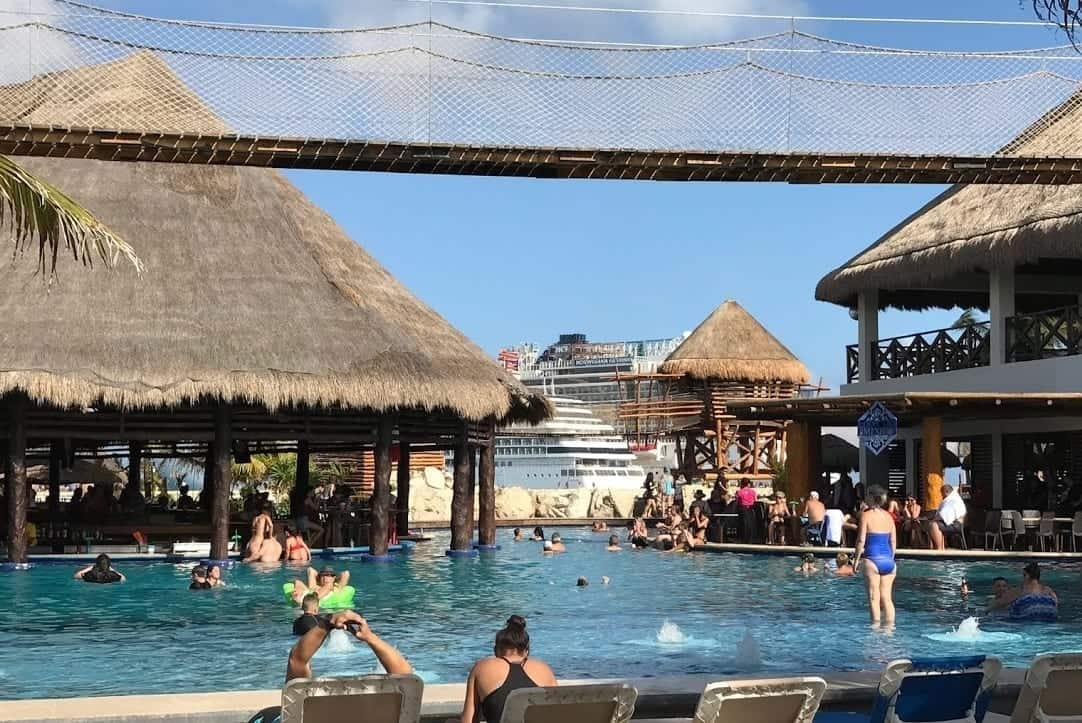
[1007,304,1082,362]
[846,321,990,383]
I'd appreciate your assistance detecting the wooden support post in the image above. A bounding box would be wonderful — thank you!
[714,419,725,472]
[685,431,697,479]
[201,444,215,512]
[809,423,822,498]
[396,440,411,538]
[209,405,232,561]
[467,445,477,542]
[49,442,62,518]
[478,420,497,547]
[128,441,143,497]
[292,441,310,519]
[370,418,394,557]
[752,422,762,475]
[450,433,472,551]
[5,395,28,564]
[785,421,821,502]
[922,417,944,511]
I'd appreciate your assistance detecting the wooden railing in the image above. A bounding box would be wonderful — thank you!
[1007,305,1082,362]
[846,322,991,383]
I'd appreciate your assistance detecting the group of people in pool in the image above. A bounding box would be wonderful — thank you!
[790,482,1060,626]
[243,503,312,563]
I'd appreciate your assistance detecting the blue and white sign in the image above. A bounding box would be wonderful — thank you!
[857,401,898,456]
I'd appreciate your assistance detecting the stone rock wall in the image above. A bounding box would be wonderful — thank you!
[402,467,643,523]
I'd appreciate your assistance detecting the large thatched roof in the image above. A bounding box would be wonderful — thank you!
[816,91,1082,312]
[659,300,809,384]
[0,52,548,423]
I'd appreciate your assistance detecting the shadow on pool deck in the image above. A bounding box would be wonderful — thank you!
[3,669,1028,723]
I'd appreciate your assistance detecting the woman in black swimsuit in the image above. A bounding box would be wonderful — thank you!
[74,553,125,584]
[459,615,557,723]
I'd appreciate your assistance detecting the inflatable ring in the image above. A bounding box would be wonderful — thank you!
[283,582,356,609]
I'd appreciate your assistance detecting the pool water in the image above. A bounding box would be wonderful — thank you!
[1,529,1080,700]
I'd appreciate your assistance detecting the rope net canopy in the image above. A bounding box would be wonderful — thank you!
[6,1,1082,181]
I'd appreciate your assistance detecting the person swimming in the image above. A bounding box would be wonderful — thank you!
[74,553,125,584]
[532,526,545,541]
[292,593,322,636]
[189,565,212,590]
[990,563,1058,621]
[854,485,897,625]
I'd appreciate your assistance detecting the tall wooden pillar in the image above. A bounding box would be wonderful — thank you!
[922,416,944,511]
[450,433,472,551]
[466,445,477,541]
[201,444,215,511]
[714,419,725,472]
[292,441,310,519]
[127,441,143,497]
[396,440,411,537]
[370,418,394,557]
[785,421,821,501]
[209,405,232,561]
[48,443,62,518]
[478,421,497,546]
[685,431,697,479]
[5,396,28,564]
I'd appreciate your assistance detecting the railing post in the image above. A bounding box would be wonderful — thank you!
[989,265,1015,365]
[857,290,879,383]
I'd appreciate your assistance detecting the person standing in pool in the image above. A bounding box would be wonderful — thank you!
[189,565,212,590]
[458,616,557,723]
[854,485,897,625]
[207,564,225,587]
[74,553,125,584]
[245,502,275,560]
[283,527,311,562]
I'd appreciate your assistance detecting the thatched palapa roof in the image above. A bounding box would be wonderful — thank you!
[816,91,1082,312]
[0,52,548,423]
[659,300,809,384]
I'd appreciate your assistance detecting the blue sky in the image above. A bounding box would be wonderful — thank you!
[33,1,1075,391]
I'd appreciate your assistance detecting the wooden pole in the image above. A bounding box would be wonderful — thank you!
[752,422,762,474]
[201,444,215,511]
[450,433,472,551]
[787,422,809,500]
[292,440,310,519]
[370,417,394,557]
[127,441,143,497]
[467,445,477,542]
[714,419,725,472]
[922,417,944,510]
[5,395,28,564]
[809,423,822,498]
[48,442,61,518]
[478,420,497,546]
[396,440,411,537]
[209,405,232,561]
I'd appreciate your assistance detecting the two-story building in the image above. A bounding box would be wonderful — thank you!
[729,155,1082,516]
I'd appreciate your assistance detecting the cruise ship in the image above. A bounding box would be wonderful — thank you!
[495,397,645,490]
[498,332,687,430]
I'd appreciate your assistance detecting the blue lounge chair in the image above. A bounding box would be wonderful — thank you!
[816,655,1001,723]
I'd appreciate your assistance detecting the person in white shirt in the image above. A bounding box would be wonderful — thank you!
[929,484,967,550]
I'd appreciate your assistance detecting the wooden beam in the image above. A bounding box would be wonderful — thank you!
[5,395,28,563]
[477,420,497,547]
[292,440,310,519]
[127,440,143,496]
[370,417,393,557]
[48,442,61,518]
[209,405,232,561]
[922,416,944,511]
[396,440,411,538]
[450,433,472,551]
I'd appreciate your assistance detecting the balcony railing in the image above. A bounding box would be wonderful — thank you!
[846,322,990,383]
[1007,305,1082,362]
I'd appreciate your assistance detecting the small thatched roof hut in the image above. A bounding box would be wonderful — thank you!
[815,91,1082,313]
[659,300,809,385]
[0,51,547,424]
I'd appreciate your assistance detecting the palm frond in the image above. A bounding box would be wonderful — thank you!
[0,154,142,276]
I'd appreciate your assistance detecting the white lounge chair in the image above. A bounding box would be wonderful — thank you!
[500,683,638,723]
[693,676,827,723]
[279,673,424,723]
[985,652,1082,723]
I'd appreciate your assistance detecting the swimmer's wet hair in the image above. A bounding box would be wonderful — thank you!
[302,592,319,608]
[494,615,529,654]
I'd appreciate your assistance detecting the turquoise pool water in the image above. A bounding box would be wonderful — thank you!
[0,529,1079,700]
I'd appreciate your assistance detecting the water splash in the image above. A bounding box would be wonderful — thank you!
[321,629,354,654]
[735,629,762,669]
[926,617,1023,644]
[656,620,687,645]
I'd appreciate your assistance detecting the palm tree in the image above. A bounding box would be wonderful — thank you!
[951,308,984,329]
[1,154,141,275]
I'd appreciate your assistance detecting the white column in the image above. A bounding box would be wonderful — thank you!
[857,289,879,383]
[991,429,1004,509]
[989,265,1015,366]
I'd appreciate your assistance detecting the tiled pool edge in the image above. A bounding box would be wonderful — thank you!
[702,542,1082,561]
[2,670,1024,722]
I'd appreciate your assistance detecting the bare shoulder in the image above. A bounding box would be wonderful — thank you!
[524,658,557,685]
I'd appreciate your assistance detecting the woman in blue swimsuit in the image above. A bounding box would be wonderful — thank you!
[855,485,897,625]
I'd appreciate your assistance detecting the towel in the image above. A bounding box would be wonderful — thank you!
[824,509,845,545]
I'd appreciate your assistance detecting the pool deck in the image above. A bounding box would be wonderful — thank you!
[3,669,1027,722]
[701,542,1082,561]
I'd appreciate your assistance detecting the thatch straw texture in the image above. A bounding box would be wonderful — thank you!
[0,52,548,423]
[816,93,1082,310]
[659,300,809,384]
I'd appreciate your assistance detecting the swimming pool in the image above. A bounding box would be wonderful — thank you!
[0,529,1079,700]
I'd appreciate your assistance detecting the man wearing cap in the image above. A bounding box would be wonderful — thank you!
[288,565,351,604]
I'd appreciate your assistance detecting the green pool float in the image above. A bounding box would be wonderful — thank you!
[283,582,356,609]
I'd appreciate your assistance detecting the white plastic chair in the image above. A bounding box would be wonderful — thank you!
[982,510,1001,550]
[997,511,1018,551]
[1072,512,1082,553]
[1037,511,1057,552]
[691,677,827,723]
[984,652,1082,723]
[280,674,424,723]
[500,683,638,723]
